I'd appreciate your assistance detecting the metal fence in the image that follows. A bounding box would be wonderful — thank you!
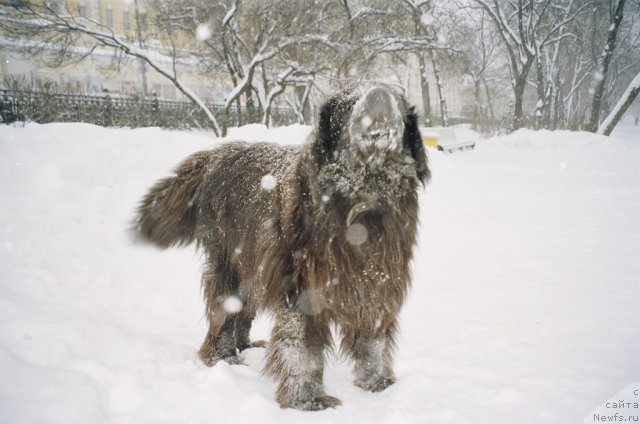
[0,89,298,130]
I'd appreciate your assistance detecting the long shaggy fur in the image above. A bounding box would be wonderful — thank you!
[134,85,430,410]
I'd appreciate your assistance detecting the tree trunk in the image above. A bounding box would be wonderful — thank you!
[552,74,562,129]
[597,71,640,135]
[430,50,448,127]
[294,84,312,125]
[482,77,496,122]
[534,56,546,130]
[473,77,481,131]
[262,103,272,127]
[513,74,528,131]
[417,54,433,126]
[235,95,243,127]
[261,89,285,127]
[245,88,258,123]
[133,0,148,96]
[586,0,626,132]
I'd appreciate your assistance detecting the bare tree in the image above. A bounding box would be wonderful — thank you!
[470,0,587,131]
[1,0,224,134]
[530,0,593,129]
[188,0,341,134]
[597,70,640,135]
[451,5,502,130]
[4,0,638,136]
[586,0,626,132]
[469,0,536,130]
[402,0,436,126]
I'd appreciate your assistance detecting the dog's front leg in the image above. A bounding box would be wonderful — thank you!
[344,326,396,393]
[264,305,340,410]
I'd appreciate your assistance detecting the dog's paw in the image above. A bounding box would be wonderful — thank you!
[238,340,267,351]
[249,339,267,348]
[354,376,395,392]
[285,395,342,411]
[198,349,242,367]
[224,355,246,365]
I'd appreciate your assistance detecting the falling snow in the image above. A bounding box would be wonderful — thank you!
[196,23,212,42]
[222,296,243,314]
[420,12,434,26]
[260,174,277,191]
[361,115,373,130]
[346,223,368,246]
[296,289,326,315]
[1,122,639,423]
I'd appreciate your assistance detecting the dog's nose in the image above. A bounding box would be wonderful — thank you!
[349,86,404,150]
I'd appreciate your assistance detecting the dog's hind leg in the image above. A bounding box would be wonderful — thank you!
[198,256,242,366]
[264,306,340,410]
[199,315,241,366]
[235,310,266,351]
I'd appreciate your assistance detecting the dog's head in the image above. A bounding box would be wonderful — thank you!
[313,84,430,186]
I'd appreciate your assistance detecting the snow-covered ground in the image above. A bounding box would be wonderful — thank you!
[0,119,638,423]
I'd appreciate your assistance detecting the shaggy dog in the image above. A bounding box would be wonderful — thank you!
[134,84,430,410]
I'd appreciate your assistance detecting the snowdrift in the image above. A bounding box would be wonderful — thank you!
[1,122,638,423]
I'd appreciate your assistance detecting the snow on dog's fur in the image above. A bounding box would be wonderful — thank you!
[134,85,430,410]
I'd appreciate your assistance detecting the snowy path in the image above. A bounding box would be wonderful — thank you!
[0,122,638,423]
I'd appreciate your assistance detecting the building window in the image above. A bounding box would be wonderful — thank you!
[123,11,131,31]
[77,4,86,17]
[105,8,113,28]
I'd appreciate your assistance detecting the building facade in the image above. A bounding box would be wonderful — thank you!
[0,0,226,101]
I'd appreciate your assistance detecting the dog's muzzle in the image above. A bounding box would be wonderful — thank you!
[348,86,404,152]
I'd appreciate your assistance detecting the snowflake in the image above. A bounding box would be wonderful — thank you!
[361,115,373,130]
[296,289,326,315]
[196,23,212,42]
[346,223,368,246]
[420,13,434,26]
[374,318,382,331]
[261,174,277,191]
[222,296,243,314]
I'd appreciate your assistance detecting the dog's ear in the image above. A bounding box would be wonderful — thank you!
[313,94,353,167]
[403,107,431,185]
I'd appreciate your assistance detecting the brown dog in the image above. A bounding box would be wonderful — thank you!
[135,85,430,410]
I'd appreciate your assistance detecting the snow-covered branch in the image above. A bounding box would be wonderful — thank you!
[2,1,222,135]
[597,71,640,135]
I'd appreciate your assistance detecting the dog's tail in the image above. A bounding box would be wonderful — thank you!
[134,150,211,249]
